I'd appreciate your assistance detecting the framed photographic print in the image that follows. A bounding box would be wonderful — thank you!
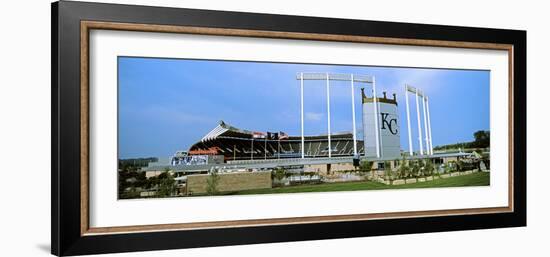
[51,1,526,256]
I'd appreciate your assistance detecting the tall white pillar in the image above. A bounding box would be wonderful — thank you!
[326,73,332,158]
[415,88,424,155]
[361,88,366,158]
[426,97,433,155]
[422,95,430,155]
[372,77,381,158]
[300,72,305,159]
[351,74,357,156]
[405,85,413,156]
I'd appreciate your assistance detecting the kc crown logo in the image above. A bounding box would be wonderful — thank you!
[380,113,398,135]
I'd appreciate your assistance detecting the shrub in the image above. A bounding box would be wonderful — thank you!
[206,170,220,195]
[359,160,373,174]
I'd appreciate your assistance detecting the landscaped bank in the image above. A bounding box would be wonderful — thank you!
[231,171,489,195]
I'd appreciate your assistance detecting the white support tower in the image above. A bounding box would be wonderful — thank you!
[350,74,357,156]
[326,73,332,158]
[297,72,374,158]
[405,85,413,156]
[405,84,434,156]
[426,96,434,155]
[422,92,429,155]
[415,88,424,155]
[372,77,381,158]
[300,72,305,158]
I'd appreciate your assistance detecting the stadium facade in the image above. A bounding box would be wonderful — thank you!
[188,121,364,161]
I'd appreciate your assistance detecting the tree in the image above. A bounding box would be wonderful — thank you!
[118,168,148,198]
[433,130,490,150]
[410,161,420,178]
[272,167,286,181]
[457,160,464,171]
[271,167,287,187]
[447,161,457,173]
[424,159,434,177]
[156,170,175,197]
[473,130,490,148]
[443,164,451,174]
[398,156,409,179]
[384,161,393,179]
[359,160,372,172]
[206,169,221,195]
[359,160,373,179]
[482,154,490,170]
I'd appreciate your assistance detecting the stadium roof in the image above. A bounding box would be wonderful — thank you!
[200,120,354,143]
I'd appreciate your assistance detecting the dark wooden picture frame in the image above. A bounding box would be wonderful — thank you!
[52,1,526,256]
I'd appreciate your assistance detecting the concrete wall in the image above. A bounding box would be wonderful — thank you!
[145,170,176,178]
[186,171,272,195]
[442,156,460,163]
[306,163,356,175]
[145,171,163,178]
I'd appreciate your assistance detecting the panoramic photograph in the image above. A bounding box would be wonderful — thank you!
[117,57,491,199]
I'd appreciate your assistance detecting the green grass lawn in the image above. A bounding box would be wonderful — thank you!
[229,172,490,196]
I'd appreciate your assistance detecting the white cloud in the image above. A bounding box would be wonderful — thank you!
[143,105,214,124]
[392,69,445,95]
[305,112,324,121]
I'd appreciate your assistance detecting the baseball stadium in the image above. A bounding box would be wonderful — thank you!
[124,72,489,198]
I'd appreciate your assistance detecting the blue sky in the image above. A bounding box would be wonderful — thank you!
[118,57,489,159]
